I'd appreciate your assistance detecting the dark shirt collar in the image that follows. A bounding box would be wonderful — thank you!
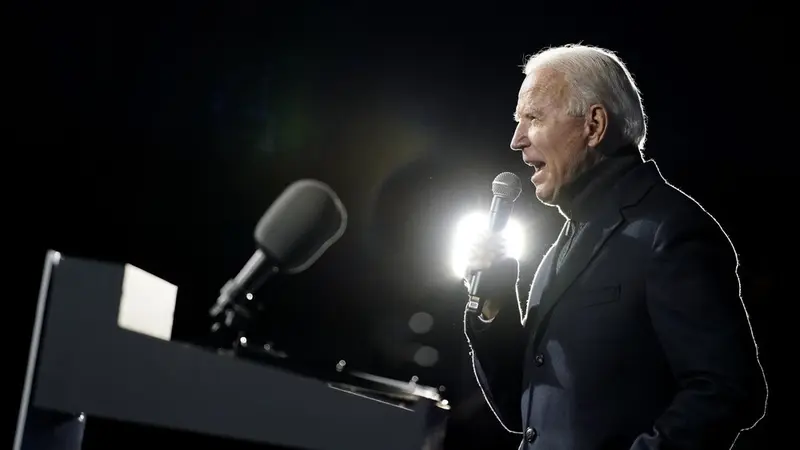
[556,144,642,223]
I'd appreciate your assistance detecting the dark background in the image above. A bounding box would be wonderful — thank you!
[10,4,784,449]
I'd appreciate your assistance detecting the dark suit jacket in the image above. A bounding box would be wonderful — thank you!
[464,161,766,450]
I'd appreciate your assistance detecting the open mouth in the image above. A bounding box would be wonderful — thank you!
[525,159,546,171]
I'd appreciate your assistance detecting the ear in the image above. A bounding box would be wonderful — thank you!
[585,104,609,149]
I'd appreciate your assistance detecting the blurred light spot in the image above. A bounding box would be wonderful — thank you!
[408,312,434,334]
[413,346,439,367]
[450,212,526,277]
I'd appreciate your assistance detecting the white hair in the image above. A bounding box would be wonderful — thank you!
[523,44,648,150]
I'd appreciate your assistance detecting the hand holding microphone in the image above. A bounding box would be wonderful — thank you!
[465,172,522,318]
[464,230,508,275]
[464,231,512,320]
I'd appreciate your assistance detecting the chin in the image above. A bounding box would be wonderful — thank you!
[534,185,557,206]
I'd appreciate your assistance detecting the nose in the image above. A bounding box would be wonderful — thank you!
[510,122,528,152]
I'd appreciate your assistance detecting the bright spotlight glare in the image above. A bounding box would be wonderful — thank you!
[450,212,525,278]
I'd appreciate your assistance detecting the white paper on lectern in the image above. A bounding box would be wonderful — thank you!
[117,264,178,341]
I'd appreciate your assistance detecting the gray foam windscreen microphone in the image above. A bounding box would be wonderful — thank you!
[254,179,347,274]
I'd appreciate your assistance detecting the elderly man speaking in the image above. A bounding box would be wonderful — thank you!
[463,45,767,450]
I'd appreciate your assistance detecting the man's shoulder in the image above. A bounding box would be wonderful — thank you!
[644,179,709,222]
[618,161,707,224]
[637,175,734,252]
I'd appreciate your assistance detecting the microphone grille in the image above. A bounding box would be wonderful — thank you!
[492,172,522,201]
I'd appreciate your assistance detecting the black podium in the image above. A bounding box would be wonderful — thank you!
[15,251,448,450]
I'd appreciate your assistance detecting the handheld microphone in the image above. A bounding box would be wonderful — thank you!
[209,179,347,321]
[466,172,522,315]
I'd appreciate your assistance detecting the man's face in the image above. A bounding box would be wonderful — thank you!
[511,68,596,205]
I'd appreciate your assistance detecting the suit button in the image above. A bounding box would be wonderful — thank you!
[525,427,537,442]
[534,354,544,366]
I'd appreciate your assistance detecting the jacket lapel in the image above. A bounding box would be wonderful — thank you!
[536,208,625,320]
[521,221,568,327]
[530,160,662,334]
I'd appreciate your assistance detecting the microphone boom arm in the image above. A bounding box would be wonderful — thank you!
[209,250,278,319]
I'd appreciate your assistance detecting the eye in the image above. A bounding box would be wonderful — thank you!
[514,113,537,123]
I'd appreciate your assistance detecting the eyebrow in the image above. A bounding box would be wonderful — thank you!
[514,107,545,120]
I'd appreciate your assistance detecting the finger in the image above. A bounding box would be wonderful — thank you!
[471,230,488,244]
[466,259,489,271]
[468,243,492,260]
[465,258,491,273]
[493,237,508,252]
[467,247,503,268]
[490,234,507,247]
[495,244,507,257]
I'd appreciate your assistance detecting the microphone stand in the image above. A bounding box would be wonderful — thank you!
[209,295,289,364]
[208,263,280,353]
[209,251,280,318]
